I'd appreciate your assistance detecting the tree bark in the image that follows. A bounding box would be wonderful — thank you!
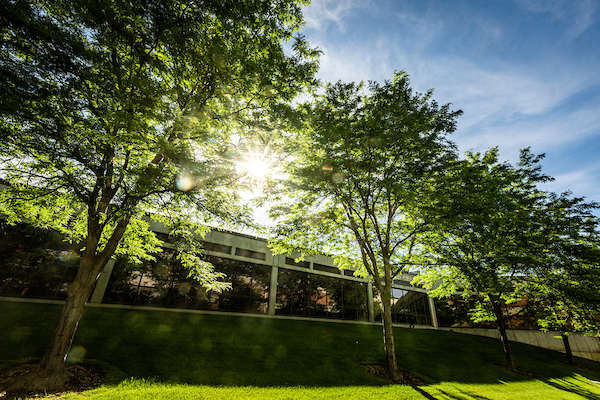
[9,253,104,392]
[561,333,576,366]
[380,291,400,380]
[378,262,401,381]
[489,294,516,372]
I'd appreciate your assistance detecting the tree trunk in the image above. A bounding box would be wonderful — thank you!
[10,255,103,392]
[380,289,401,380]
[561,333,576,366]
[489,294,516,372]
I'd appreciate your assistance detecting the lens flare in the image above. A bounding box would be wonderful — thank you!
[237,155,271,179]
[332,172,345,183]
[58,249,78,262]
[66,346,87,364]
[176,174,195,191]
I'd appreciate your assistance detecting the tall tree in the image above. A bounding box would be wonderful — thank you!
[516,193,600,365]
[0,0,319,390]
[414,148,552,372]
[269,72,461,380]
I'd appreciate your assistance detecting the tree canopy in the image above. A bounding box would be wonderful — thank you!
[269,72,462,379]
[0,0,319,390]
[1,0,320,246]
[413,148,556,371]
[515,192,600,365]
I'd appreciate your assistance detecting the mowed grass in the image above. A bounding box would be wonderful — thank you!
[48,376,600,400]
[2,300,600,399]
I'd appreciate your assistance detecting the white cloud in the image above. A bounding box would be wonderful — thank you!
[542,164,600,202]
[302,0,368,32]
[305,40,403,97]
[510,0,597,38]
[455,106,600,161]
[309,33,600,162]
[300,0,600,203]
[376,51,600,162]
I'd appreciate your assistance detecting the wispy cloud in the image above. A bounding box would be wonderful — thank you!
[455,103,600,159]
[543,163,600,201]
[300,0,600,202]
[510,0,598,38]
[310,39,392,84]
[306,32,600,159]
[302,0,368,32]
[424,63,600,164]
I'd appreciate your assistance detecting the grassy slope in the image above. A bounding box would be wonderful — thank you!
[2,300,600,399]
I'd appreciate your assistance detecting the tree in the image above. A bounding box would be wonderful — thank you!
[0,0,319,390]
[268,72,461,380]
[516,193,600,365]
[414,148,552,372]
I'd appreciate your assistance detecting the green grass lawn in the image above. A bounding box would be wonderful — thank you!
[50,377,600,400]
[2,300,600,399]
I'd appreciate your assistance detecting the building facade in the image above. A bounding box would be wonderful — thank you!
[95,225,439,327]
[0,221,438,327]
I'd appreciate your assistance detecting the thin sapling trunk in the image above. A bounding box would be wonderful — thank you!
[381,290,401,380]
[489,294,516,372]
[561,332,576,366]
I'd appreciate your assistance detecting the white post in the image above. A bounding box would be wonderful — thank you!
[428,296,439,328]
[268,265,279,315]
[89,258,116,304]
[367,282,375,323]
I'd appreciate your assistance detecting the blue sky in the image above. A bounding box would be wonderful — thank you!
[299,0,600,204]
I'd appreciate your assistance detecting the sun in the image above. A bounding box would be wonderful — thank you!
[237,155,272,180]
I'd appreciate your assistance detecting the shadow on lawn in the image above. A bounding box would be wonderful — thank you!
[413,386,492,400]
[2,301,600,388]
[545,376,600,400]
[413,387,437,399]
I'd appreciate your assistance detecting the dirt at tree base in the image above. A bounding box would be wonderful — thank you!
[361,364,427,386]
[0,364,104,399]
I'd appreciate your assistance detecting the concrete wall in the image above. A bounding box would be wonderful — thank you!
[440,327,600,362]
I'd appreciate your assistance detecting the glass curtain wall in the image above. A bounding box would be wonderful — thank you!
[434,295,538,329]
[374,287,432,326]
[0,223,79,300]
[0,221,375,323]
[104,258,370,321]
[275,268,369,321]
[103,254,271,314]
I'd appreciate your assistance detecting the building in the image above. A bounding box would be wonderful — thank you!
[4,221,600,361]
[0,221,438,328]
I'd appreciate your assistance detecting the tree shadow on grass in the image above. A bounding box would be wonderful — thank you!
[413,386,437,399]
[3,302,600,389]
[413,386,493,400]
[395,328,600,386]
[545,376,600,400]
